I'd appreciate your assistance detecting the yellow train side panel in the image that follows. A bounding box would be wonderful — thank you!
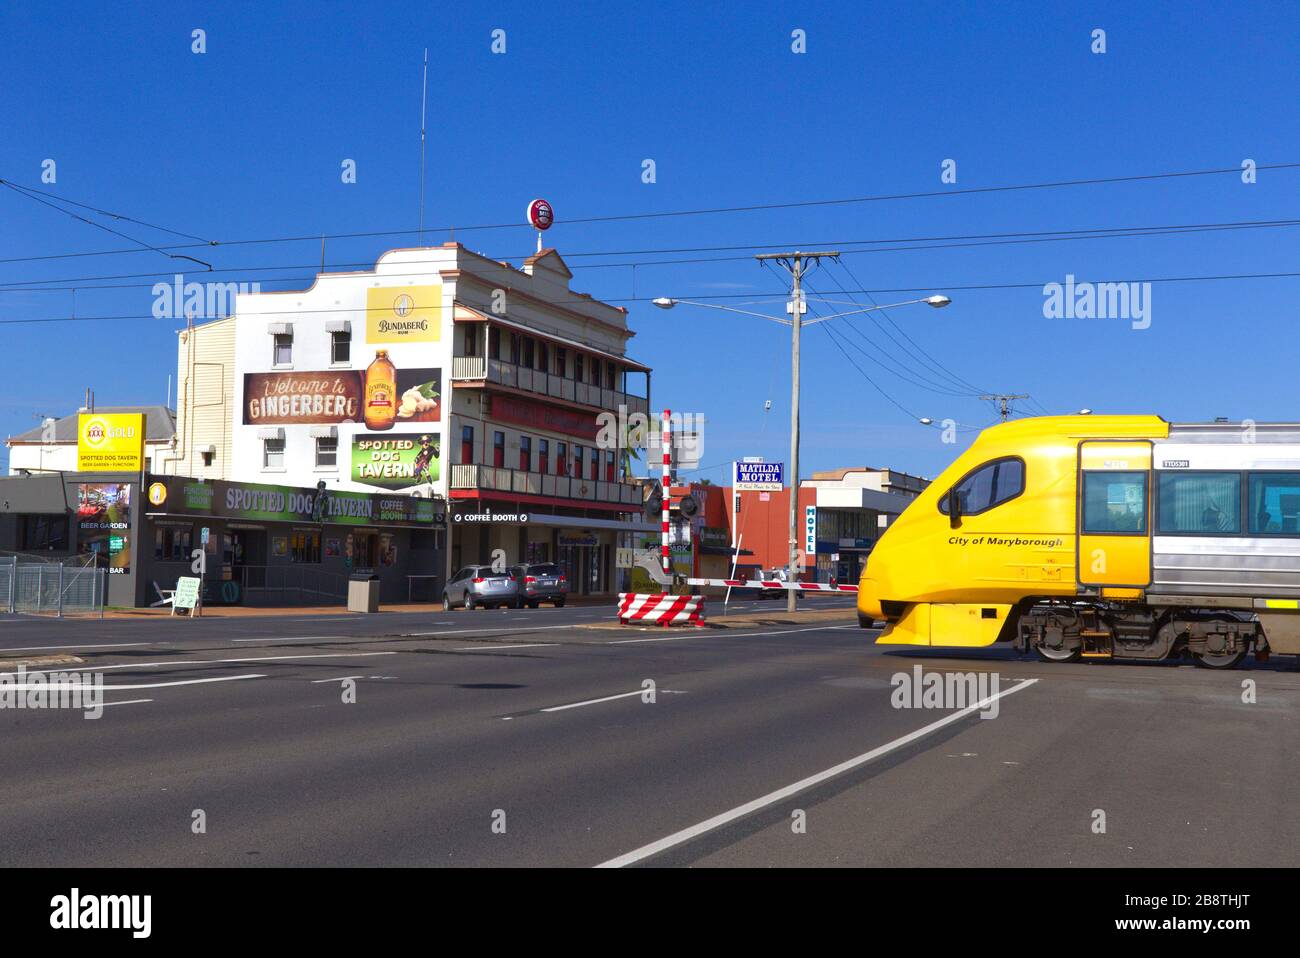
[877,602,1014,647]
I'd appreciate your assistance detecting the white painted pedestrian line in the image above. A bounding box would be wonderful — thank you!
[230,636,350,643]
[406,625,576,638]
[595,678,1040,868]
[540,688,686,713]
[4,675,266,692]
[0,650,397,678]
[0,642,152,652]
[310,675,365,684]
[454,643,559,652]
[608,624,852,645]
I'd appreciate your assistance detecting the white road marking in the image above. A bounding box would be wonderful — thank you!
[540,688,685,713]
[99,699,154,707]
[310,675,365,684]
[455,643,558,652]
[0,642,151,652]
[595,678,1040,868]
[0,650,397,678]
[406,625,577,638]
[6,675,266,691]
[230,636,349,643]
[608,624,851,645]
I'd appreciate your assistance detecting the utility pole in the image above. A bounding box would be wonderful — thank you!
[755,250,839,612]
[980,393,1030,423]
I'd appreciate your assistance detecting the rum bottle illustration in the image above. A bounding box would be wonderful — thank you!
[364,349,397,430]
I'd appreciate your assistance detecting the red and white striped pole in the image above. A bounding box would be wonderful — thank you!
[661,408,672,576]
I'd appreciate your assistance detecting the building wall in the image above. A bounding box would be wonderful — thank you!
[8,442,170,475]
[165,316,235,479]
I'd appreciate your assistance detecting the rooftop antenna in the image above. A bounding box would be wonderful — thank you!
[418,47,429,246]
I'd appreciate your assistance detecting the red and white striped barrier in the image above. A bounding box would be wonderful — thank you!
[617,592,706,626]
[683,577,859,593]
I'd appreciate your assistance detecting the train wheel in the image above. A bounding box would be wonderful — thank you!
[1034,644,1081,663]
[1192,648,1247,670]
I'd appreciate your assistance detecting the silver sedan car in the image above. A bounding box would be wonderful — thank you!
[442,565,521,610]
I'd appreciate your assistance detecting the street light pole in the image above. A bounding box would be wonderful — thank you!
[651,284,951,614]
[756,250,838,612]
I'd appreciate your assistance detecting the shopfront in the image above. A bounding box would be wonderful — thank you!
[137,475,446,606]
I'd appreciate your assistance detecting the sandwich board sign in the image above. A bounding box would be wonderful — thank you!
[173,576,202,617]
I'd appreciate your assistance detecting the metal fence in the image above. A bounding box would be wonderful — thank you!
[1,554,106,617]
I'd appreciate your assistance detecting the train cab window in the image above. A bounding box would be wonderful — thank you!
[938,457,1024,516]
[1157,472,1240,534]
[1248,473,1300,535]
[1082,471,1148,534]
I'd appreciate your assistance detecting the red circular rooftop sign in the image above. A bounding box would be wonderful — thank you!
[527,198,554,231]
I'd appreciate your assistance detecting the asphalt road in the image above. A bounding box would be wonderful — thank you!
[1,596,1297,867]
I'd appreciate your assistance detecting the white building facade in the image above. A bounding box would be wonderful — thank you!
[215,243,651,597]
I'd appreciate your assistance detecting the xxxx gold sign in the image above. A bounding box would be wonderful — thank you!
[77,413,146,471]
[366,284,442,344]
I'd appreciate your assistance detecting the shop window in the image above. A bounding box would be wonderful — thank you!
[331,330,351,364]
[273,332,293,366]
[263,437,286,469]
[291,531,321,563]
[519,436,532,471]
[20,515,68,551]
[461,425,474,464]
[315,436,338,468]
[493,431,505,469]
[538,439,549,474]
[154,525,193,561]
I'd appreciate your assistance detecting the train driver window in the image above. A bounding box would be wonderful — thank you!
[1248,473,1300,535]
[938,457,1024,516]
[1082,471,1148,534]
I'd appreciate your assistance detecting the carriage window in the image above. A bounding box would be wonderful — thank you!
[1082,471,1147,534]
[1157,472,1240,534]
[1248,473,1300,535]
[938,457,1024,516]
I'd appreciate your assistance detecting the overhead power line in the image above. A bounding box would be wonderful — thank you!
[4,215,1300,293]
[3,268,1300,326]
[1,160,1295,266]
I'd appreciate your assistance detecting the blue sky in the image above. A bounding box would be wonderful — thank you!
[1,0,1297,480]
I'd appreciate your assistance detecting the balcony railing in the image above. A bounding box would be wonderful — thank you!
[450,464,641,506]
[450,356,649,417]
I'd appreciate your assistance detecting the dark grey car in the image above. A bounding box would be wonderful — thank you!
[442,565,521,610]
[509,563,569,608]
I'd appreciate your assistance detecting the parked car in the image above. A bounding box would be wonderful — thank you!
[442,565,521,610]
[509,563,569,608]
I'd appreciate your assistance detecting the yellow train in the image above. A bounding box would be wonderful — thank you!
[857,415,1300,668]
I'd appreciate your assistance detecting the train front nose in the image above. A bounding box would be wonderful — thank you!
[857,575,884,622]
